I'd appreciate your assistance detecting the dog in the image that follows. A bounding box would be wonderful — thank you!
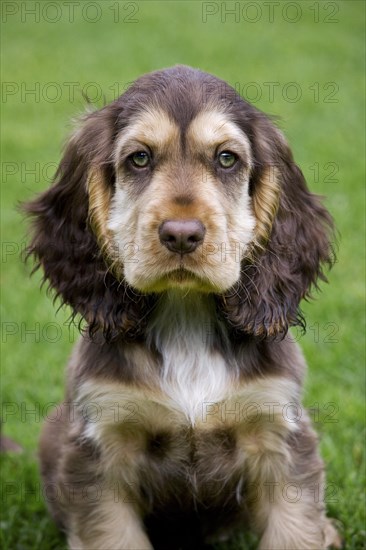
[25,65,342,549]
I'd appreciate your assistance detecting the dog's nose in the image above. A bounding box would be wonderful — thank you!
[159,219,206,254]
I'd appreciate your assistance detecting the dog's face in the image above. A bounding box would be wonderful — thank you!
[88,67,280,295]
[108,107,255,293]
[26,66,334,340]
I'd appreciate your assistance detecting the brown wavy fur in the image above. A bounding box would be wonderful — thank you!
[24,65,334,342]
[25,66,342,550]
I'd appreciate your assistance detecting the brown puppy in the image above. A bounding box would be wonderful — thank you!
[26,66,341,549]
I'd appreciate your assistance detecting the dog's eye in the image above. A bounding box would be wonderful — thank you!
[130,151,150,168]
[218,151,237,169]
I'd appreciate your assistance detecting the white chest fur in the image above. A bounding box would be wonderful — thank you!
[145,291,233,424]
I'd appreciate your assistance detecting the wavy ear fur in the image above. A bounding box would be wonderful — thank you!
[24,105,152,342]
[220,113,335,339]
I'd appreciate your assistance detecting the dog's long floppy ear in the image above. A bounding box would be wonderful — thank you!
[24,105,150,342]
[221,112,335,339]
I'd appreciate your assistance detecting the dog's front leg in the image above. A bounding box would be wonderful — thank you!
[255,479,341,550]
[242,415,341,550]
[67,487,153,550]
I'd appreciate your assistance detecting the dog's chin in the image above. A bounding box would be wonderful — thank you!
[129,268,232,294]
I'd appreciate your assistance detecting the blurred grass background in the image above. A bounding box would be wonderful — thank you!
[1,1,365,548]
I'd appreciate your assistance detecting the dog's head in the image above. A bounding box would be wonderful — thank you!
[25,65,334,340]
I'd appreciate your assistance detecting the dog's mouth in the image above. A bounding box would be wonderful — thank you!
[162,267,209,289]
[167,268,197,283]
[136,267,220,293]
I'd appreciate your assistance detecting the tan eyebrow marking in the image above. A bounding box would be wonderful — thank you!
[114,108,180,163]
[186,110,253,166]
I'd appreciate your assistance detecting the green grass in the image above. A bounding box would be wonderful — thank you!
[1,1,365,548]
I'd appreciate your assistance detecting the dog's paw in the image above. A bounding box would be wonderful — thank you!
[324,519,343,549]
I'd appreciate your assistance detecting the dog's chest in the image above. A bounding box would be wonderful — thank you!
[77,293,299,483]
[145,291,234,423]
[79,360,299,473]
[79,344,234,438]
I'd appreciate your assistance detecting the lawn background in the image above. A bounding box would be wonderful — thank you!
[1,1,365,548]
